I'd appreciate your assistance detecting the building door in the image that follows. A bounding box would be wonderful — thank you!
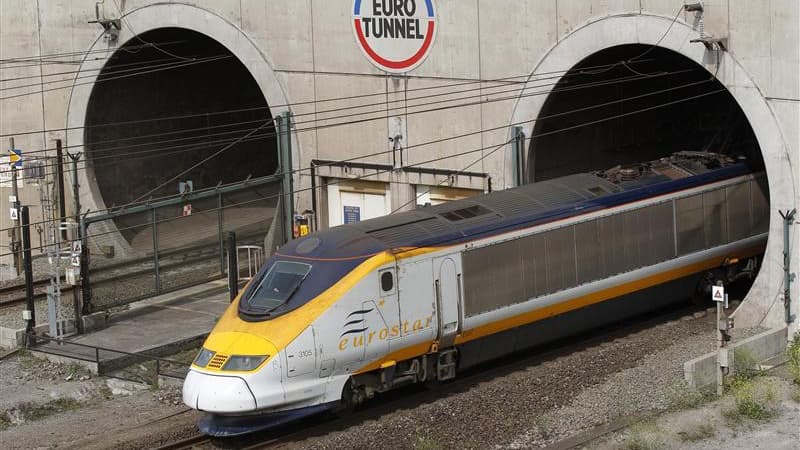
[327,181,390,226]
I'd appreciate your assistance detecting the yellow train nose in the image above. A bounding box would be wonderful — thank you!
[196,332,278,372]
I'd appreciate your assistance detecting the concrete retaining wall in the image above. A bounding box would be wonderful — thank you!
[684,326,788,390]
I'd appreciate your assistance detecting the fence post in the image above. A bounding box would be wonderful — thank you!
[511,126,525,186]
[218,192,224,275]
[56,139,68,241]
[277,113,294,244]
[152,208,161,294]
[227,231,238,302]
[79,215,92,315]
[21,206,36,336]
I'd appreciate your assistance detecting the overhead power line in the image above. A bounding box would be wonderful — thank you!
[4,66,700,162]
[0,74,716,195]
[0,54,233,102]
[0,82,729,258]
[0,40,187,66]
[0,85,727,237]
[0,57,659,137]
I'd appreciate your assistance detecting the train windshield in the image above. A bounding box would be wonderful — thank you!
[246,261,311,311]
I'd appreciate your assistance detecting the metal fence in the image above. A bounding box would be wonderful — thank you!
[81,175,280,312]
[28,333,194,385]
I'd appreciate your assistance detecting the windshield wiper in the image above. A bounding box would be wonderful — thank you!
[263,273,310,314]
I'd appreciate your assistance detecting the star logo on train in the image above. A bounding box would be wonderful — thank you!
[340,307,374,338]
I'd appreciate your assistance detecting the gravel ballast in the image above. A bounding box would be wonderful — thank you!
[280,308,763,449]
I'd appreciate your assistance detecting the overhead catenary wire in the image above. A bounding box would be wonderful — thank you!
[0,73,720,228]
[0,40,188,66]
[0,57,660,137]
[0,55,191,83]
[0,54,234,102]
[0,72,716,216]
[110,0,194,62]
[0,85,729,258]
[0,85,727,241]
[0,56,220,93]
[2,66,702,165]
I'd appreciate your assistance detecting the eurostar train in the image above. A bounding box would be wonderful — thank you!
[183,152,768,436]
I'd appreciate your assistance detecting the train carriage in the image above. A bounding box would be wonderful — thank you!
[183,152,768,436]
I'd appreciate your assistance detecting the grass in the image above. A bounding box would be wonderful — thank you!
[791,387,800,403]
[411,433,442,450]
[0,411,11,430]
[788,332,800,385]
[723,377,778,423]
[620,423,665,450]
[15,397,82,422]
[676,422,715,442]
[666,380,709,410]
[733,347,761,379]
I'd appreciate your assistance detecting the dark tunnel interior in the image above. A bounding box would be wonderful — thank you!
[528,44,763,182]
[84,27,277,209]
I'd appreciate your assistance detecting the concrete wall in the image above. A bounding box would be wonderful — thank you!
[684,326,788,390]
[0,1,797,333]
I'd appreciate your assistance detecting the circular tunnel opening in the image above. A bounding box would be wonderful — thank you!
[528,44,769,304]
[528,44,763,181]
[84,28,278,249]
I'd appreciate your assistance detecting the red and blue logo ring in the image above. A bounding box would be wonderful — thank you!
[353,0,436,71]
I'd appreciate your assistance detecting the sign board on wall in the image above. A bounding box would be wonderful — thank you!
[343,205,361,224]
[0,155,23,188]
[352,0,437,73]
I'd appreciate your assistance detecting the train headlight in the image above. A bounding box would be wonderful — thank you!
[193,348,215,368]
[222,355,268,371]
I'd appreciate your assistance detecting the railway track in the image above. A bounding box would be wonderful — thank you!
[0,235,263,312]
[0,251,219,311]
[154,299,711,450]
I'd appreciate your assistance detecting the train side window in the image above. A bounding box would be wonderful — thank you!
[380,270,394,292]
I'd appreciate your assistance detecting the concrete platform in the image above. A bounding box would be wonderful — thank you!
[31,280,232,374]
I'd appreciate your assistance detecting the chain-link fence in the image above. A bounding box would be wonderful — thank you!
[82,179,280,312]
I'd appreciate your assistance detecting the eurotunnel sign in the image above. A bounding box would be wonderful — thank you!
[352,0,437,73]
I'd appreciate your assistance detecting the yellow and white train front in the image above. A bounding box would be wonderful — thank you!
[182,246,401,436]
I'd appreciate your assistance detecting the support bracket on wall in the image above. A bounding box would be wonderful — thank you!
[88,2,121,43]
[690,36,728,52]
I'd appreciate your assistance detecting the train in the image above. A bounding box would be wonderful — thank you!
[182,151,768,436]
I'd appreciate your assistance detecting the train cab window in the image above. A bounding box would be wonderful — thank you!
[380,270,394,292]
[246,261,311,311]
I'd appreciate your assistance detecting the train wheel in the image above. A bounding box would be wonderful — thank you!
[334,378,361,416]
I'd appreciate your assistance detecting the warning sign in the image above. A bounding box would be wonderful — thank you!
[71,255,81,268]
[352,0,437,73]
[9,149,22,168]
[711,285,725,302]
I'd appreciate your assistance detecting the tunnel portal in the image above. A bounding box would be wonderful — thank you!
[528,44,763,182]
[84,27,277,209]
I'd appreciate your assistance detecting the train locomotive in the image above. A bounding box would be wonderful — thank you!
[183,151,768,436]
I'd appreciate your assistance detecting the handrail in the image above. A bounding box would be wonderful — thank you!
[27,332,198,383]
[85,172,281,224]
